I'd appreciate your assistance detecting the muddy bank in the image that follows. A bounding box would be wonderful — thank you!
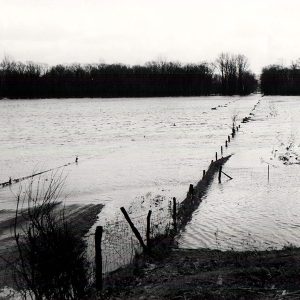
[0,203,103,290]
[105,247,300,299]
[177,155,231,231]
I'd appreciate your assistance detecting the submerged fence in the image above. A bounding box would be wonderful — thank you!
[0,98,264,293]
[92,98,262,290]
[92,155,232,290]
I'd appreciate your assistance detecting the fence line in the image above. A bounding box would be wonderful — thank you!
[93,100,262,290]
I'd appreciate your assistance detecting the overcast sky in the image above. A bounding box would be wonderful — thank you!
[0,0,299,73]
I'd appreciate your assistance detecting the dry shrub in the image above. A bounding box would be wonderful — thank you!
[13,173,90,300]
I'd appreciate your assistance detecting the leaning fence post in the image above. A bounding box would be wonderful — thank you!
[221,170,233,180]
[120,207,147,252]
[172,197,177,233]
[95,226,103,291]
[146,210,152,248]
[218,166,222,183]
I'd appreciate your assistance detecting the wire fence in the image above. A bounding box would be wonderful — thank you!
[90,145,238,287]
[92,157,228,282]
[99,200,174,275]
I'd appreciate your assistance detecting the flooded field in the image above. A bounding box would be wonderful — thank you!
[180,96,300,250]
[1,95,300,251]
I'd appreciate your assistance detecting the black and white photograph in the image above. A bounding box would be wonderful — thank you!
[1,0,300,299]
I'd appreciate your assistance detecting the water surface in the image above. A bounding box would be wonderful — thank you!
[1,95,300,251]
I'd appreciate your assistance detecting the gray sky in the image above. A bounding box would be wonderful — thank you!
[1,0,299,73]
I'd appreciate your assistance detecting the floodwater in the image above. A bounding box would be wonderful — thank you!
[1,95,300,251]
[180,96,300,251]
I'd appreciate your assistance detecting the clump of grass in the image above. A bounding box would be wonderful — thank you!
[282,243,298,251]
[147,233,176,261]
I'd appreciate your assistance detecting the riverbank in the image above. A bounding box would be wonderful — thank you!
[105,246,300,299]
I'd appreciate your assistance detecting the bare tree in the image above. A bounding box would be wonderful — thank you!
[236,54,249,94]
[216,53,256,95]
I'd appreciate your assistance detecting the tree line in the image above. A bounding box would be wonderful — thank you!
[0,54,258,99]
[260,60,300,95]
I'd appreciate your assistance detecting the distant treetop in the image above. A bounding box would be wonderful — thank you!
[0,54,258,99]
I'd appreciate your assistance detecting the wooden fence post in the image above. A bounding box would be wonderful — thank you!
[225,140,228,148]
[95,226,103,291]
[221,146,223,156]
[228,135,231,142]
[172,197,177,232]
[146,210,152,248]
[215,152,218,161]
[221,170,233,180]
[120,207,147,252]
[218,166,222,183]
[189,184,194,195]
[203,170,206,178]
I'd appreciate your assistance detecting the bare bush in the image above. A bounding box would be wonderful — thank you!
[13,173,90,300]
